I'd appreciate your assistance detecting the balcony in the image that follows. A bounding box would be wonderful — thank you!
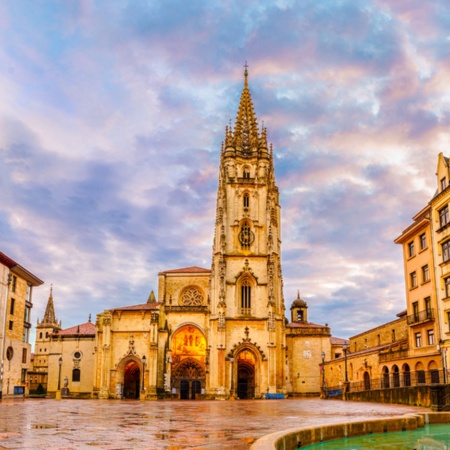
[407,308,434,325]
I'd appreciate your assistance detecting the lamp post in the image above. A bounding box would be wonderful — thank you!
[343,342,349,383]
[141,355,147,399]
[438,341,447,384]
[321,351,326,399]
[343,342,350,400]
[56,357,62,400]
[229,355,235,400]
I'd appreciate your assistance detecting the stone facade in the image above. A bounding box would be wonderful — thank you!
[0,252,43,398]
[87,70,338,400]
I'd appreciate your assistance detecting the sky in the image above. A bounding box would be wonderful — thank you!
[1,0,450,347]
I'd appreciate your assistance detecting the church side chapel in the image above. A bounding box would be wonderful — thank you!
[39,68,337,400]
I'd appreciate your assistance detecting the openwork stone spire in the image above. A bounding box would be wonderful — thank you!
[224,63,269,157]
[42,285,58,325]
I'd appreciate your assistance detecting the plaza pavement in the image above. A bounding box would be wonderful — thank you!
[0,398,428,449]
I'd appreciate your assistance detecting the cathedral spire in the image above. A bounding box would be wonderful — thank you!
[233,63,260,154]
[42,285,58,325]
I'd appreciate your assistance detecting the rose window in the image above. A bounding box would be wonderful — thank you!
[181,288,204,306]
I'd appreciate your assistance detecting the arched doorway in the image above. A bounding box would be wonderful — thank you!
[173,358,205,400]
[382,366,390,388]
[363,371,371,391]
[171,325,206,400]
[123,361,141,399]
[428,360,440,384]
[392,365,400,387]
[237,350,255,399]
[402,364,411,387]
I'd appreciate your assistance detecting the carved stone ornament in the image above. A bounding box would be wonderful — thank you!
[181,287,204,306]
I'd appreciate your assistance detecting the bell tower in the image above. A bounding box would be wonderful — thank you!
[207,66,286,399]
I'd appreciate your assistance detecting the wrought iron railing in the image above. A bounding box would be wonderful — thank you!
[406,308,434,325]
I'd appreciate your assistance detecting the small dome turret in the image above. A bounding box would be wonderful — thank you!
[290,291,308,323]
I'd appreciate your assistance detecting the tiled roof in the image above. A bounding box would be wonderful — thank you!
[158,266,211,275]
[330,336,348,345]
[57,321,96,336]
[111,302,161,311]
[0,252,17,268]
[0,251,44,285]
[286,321,326,328]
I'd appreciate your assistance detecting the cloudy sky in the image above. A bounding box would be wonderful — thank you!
[1,1,449,346]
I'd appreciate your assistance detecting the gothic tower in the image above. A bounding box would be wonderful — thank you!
[34,286,61,373]
[207,67,286,399]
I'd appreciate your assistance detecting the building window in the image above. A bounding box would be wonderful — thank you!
[243,193,249,208]
[243,168,250,179]
[25,284,31,302]
[425,297,432,318]
[440,205,450,228]
[427,329,435,345]
[11,275,17,293]
[410,271,417,288]
[8,320,13,331]
[415,332,422,347]
[446,277,450,298]
[39,332,42,339]
[413,302,419,321]
[442,177,447,191]
[24,306,30,323]
[443,241,450,263]
[72,368,81,382]
[21,369,27,383]
[241,279,251,314]
[408,241,415,257]
[22,327,29,343]
[422,265,429,283]
[448,312,450,332]
[10,298,15,315]
[22,348,27,363]
[392,329,396,342]
[420,233,427,250]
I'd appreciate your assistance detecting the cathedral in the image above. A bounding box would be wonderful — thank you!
[34,69,338,400]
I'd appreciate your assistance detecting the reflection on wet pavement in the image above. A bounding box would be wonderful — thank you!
[0,398,428,449]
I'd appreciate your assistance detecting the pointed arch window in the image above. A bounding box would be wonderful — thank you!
[243,193,249,208]
[241,279,252,315]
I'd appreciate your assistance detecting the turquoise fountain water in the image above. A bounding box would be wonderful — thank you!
[304,423,450,449]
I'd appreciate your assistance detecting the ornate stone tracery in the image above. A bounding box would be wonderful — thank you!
[180,287,204,306]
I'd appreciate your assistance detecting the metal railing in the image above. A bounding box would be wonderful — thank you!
[406,308,434,325]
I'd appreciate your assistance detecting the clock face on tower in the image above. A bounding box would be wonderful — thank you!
[239,222,255,247]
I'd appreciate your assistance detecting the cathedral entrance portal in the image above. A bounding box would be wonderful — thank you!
[171,325,206,400]
[173,358,205,400]
[123,361,141,399]
[237,350,255,399]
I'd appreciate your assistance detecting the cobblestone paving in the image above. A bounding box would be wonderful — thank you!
[0,398,428,449]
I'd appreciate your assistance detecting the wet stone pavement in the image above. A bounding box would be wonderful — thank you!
[0,398,428,449]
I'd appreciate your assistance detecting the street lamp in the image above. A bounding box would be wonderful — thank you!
[55,356,63,400]
[321,351,326,398]
[229,355,235,400]
[58,357,62,390]
[343,341,349,383]
[141,355,147,391]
